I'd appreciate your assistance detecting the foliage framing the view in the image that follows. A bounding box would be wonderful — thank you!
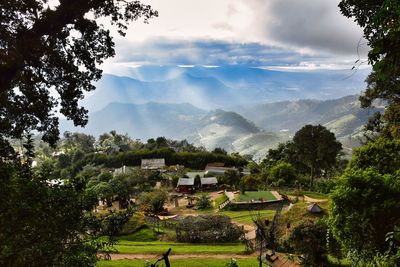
[0,1,157,266]
[0,0,158,146]
[339,0,400,138]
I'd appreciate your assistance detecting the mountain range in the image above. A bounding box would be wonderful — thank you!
[60,65,378,159]
[61,95,382,160]
[82,65,369,112]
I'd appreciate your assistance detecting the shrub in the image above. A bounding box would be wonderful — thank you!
[196,194,211,209]
[139,190,168,214]
[176,215,243,243]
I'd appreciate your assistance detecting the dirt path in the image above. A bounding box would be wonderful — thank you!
[271,191,283,200]
[287,195,328,203]
[108,253,254,260]
[303,195,328,203]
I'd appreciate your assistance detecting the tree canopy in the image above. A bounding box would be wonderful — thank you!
[339,0,400,138]
[292,125,342,185]
[329,168,400,261]
[0,1,157,265]
[0,0,157,146]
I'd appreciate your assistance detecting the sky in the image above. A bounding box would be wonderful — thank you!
[100,0,370,74]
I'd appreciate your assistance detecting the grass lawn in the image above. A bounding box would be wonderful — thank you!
[112,241,246,255]
[214,194,228,208]
[278,202,326,238]
[220,210,275,225]
[118,226,158,242]
[98,258,258,267]
[237,191,277,202]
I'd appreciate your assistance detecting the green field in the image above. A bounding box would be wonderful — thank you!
[113,241,246,255]
[98,258,258,267]
[118,226,158,242]
[237,191,276,202]
[220,210,275,225]
[214,194,229,208]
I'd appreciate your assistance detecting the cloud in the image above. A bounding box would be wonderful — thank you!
[106,38,314,66]
[249,0,369,56]
[99,0,371,73]
[100,37,370,78]
[118,0,368,56]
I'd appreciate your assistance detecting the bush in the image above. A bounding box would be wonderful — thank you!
[196,194,211,209]
[312,179,337,194]
[176,215,243,243]
[139,190,168,214]
[277,178,286,187]
[119,213,146,235]
[170,175,179,187]
[288,220,328,266]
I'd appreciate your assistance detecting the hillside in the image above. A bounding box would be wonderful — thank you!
[234,95,383,140]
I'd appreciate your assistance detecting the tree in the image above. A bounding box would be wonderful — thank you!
[109,174,131,209]
[139,190,168,214]
[196,194,211,209]
[268,162,297,186]
[292,125,342,186]
[0,139,132,266]
[339,0,400,138]
[220,169,241,189]
[289,220,329,266]
[212,147,228,155]
[261,141,309,175]
[0,1,157,146]
[94,182,114,207]
[247,161,260,174]
[194,174,201,188]
[0,2,157,265]
[98,131,140,153]
[239,175,262,191]
[62,132,95,153]
[347,137,400,175]
[329,168,400,261]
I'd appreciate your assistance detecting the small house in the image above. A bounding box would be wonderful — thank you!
[307,203,323,214]
[141,158,166,170]
[200,177,218,190]
[176,178,195,194]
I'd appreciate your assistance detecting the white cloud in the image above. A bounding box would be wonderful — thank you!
[117,0,367,55]
[99,0,370,72]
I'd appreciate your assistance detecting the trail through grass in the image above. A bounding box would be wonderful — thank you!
[113,241,245,255]
[98,258,258,267]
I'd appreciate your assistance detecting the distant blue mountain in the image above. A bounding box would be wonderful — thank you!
[82,65,369,112]
[82,72,236,111]
[61,102,207,139]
